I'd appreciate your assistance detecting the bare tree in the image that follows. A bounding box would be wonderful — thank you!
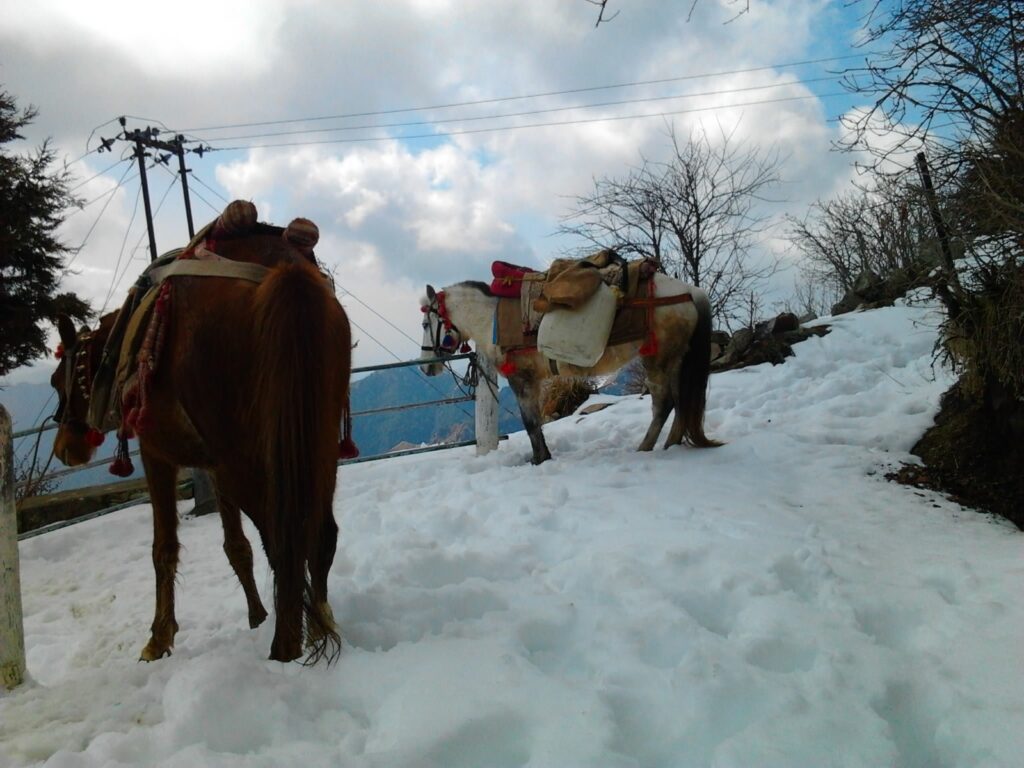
[587,0,750,26]
[787,173,933,299]
[840,0,1023,398]
[560,123,781,329]
[841,0,1022,180]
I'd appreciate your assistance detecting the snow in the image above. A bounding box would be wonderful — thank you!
[3,296,1023,768]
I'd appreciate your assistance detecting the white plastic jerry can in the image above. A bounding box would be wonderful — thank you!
[537,282,617,367]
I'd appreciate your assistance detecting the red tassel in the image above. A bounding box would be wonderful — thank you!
[110,434,134,476]
[639,334,658,357]
[109,456,134,477]
[459,342,471,353]
[338,404,358,459]
[498,358,517,376]
[85,428,105,447]
[55,343,65,360]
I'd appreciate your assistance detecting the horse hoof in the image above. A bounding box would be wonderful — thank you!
[249,606,269,629]
[139,643,173,662]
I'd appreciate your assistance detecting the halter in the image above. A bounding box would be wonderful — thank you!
[421,290,470,356]
[53,331,105,446]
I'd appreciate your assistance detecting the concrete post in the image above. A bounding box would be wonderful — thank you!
[474,353,500,455]
[1,405,27,689]
[189,469,218,517]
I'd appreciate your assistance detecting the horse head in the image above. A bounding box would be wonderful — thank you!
[419,284,453,376]
[51,314,106,466]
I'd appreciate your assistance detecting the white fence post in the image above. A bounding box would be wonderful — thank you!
[474,353,499,455]
[1,405,27,689]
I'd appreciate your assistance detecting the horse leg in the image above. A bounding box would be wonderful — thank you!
[140,451,181,661]
[663,357,687,448]
[306,508,339,650]
[508,372,551,464]
[217,489,268,629]
[637,361,677,451]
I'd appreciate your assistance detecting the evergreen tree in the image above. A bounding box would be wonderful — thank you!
[0,87,90,378]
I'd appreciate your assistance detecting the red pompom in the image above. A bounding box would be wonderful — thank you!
[498,359,517,376]
[85,428,105,447]
[639,334,658,357]
[55,343,65,360]
[109,456,134,477]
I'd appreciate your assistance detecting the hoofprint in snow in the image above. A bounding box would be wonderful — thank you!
[2,295,1022,768]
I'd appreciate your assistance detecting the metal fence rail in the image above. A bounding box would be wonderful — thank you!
[14,351,503,540]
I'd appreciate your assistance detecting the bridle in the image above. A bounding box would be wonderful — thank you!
[421,290,469,356]
[53,331,95,432]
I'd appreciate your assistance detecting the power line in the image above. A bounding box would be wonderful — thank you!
[62,162,134,273]
[198,75,844,144]
[105,165,181,304]
[184,178,224,217]
[209,90,849,151]
[101,182,143,312]
[68,158,132,193]
[175,52,871,134]
[188,172,230,205]
[337,284,423,347]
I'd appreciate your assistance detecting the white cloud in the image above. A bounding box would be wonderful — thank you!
[4,0,295,78]
[3,0,886,371]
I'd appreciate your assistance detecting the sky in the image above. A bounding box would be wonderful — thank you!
[0,0,881,384]
[3,293,1023,766]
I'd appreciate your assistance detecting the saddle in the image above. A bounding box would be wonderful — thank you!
[86,201,321,438]
[491,252,661,353]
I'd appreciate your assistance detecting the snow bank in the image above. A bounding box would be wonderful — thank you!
[3,298,1022,768]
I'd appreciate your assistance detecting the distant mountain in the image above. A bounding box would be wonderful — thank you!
[1,380,142,492]
[349,365,523,457]
[2,364,525,494]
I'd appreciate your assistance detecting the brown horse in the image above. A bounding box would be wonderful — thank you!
[419,271,719,464]
[51,209,352,663]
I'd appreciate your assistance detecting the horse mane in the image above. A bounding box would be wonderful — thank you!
[455,280,495,296]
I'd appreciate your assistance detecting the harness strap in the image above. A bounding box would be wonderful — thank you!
[146,258,271,285]
[621,292,694,308]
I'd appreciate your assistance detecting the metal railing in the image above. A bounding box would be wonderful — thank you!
[14,351,504,540]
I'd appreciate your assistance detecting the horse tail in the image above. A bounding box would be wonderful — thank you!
[676,290,721,448]
[251,261,345,663]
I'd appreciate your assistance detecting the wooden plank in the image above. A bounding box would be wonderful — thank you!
[16,471,190,535]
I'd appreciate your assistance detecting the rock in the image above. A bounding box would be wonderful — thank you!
[769,312,800,334]
[729,328,754,355]
[853,269,884,299]
[710,330,731,348]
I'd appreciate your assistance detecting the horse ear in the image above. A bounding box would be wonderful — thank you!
[426,285,436,301]
[57,314,77,348]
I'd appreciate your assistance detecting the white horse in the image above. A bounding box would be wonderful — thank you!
[419,271,720,464]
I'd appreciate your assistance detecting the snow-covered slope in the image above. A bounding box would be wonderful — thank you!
[3,296,1022,768]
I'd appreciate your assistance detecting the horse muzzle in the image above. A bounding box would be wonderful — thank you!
[53,423,98,467]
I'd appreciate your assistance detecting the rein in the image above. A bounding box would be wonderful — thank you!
[54,330,105,447]
[421,291,470,356]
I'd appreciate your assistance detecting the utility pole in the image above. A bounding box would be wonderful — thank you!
[104,120,217,514]
[117,119,201,256]
[915,151,964,318]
